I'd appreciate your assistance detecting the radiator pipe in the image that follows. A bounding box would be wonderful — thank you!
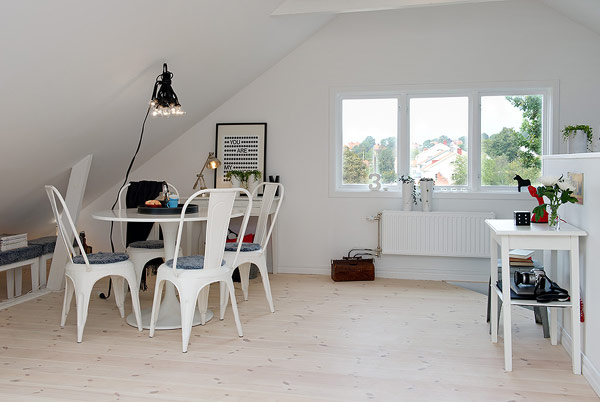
[375,212,382,257]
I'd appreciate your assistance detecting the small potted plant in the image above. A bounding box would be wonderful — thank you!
[562,124,594,153]
[246,170,262,193]
[399,175,417,211]
[419,177,434,212]
[225,170,246,188]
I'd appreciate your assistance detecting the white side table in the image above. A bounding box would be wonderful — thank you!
[486,219,587,374]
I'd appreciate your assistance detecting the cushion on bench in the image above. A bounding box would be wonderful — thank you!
[29,236,57,255]
[0,245,44,266]
[72,252,129,265]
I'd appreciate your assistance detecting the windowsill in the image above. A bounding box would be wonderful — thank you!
[329,188,532,200]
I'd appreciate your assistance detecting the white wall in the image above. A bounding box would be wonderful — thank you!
[81,0,600,282]
[543,154,600,395]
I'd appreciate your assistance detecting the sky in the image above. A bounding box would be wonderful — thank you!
[342,96,527,146]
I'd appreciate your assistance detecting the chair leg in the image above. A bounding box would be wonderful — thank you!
[197,286,209,325]
[220,281,229,320]
[74,281,94,343]
[179,288,198,353]
[256,255,274,313]
[239,263,251,301]
[124,272,143,332]
[149,279,165,338]
[61,277,75,327]
[112,276,126,318]
[226,277,243,337]
[536,306,550,339]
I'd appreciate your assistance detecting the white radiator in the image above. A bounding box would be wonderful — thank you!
[380,211,495,258]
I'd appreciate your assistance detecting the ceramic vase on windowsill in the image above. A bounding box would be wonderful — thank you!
[419,179,434,212]
[401,182,413,211]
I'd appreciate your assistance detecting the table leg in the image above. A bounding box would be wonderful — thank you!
[570,236,582,375]
[500,237,512,372]
[490,233,498,343]
[550,307,558,346]
[126,221,213,330]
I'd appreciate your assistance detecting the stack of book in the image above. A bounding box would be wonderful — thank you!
[0,233,28,251]
[509,249,535,267]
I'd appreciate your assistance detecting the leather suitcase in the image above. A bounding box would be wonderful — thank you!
[331,258,375,282]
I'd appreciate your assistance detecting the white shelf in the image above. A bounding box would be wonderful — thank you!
[494,285,572,308]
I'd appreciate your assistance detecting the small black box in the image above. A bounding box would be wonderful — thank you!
[514,211,531,226]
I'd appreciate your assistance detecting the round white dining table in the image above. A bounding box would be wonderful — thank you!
[92,207,245,330]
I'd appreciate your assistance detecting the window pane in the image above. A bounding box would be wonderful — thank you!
[410,97,468,186]
[342,98,398,185]
[481,95,542,186]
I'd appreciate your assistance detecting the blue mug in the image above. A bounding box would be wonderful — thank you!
[167,196,179,208]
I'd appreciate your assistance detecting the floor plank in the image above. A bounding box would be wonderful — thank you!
[0,274,597,401]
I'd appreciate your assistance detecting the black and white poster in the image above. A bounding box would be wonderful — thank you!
[215,123,266,187]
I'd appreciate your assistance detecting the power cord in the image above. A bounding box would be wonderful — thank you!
[99,105,151,300]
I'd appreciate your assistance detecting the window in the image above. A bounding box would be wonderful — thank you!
[332,83,552,195]
[481,95,543,186]
[409,97,469,186]
[342,98,398,185]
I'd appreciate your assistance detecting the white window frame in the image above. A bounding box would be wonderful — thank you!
[329,80,558,199]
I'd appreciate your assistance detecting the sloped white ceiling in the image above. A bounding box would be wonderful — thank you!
[0,0,331,235]
[272,0,506,15]
[541,0,600,36]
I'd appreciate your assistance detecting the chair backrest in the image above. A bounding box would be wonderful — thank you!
[252,182,284,249]
[171,188,252,274]
[117,181,179,249]
[45,185,92,270]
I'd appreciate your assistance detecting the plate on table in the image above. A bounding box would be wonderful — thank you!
[137,204,199,215]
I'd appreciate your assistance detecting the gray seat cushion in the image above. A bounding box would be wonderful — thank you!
[129,240,164,249]
[29,236,57,254]
[73,252,129,265]
[165,256,225,270]
[224,242,261,252]
[0,245,44,266]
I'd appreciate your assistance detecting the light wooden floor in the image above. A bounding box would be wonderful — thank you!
[0,274,597,401]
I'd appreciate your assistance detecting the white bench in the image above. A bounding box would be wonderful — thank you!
[0,245,43,298]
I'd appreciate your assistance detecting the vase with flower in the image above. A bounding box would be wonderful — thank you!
[532,175,578,230]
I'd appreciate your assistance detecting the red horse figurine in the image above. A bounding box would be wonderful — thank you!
[528,185,548,223]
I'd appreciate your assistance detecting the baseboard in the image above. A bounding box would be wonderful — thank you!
[560,326,600,397]
[276,265,486,282]
[277,266,330,275]
[0,288,52,311]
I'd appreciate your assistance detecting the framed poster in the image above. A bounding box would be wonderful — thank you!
[568,172,583,205]
[215,123,267,188]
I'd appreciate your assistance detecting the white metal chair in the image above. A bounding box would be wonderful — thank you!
[45,185,143,342]
[221,182,283,313]
[149,188,252,353]
[118,182,179,297]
